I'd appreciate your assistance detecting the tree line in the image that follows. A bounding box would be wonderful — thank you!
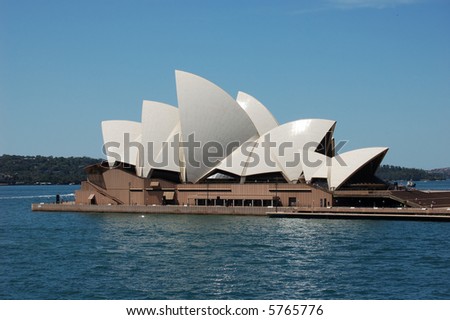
[0,154,448,185]
[375,165,448,181]
[0,155,102,185]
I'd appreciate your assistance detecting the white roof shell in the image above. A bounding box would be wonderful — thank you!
[151,122,183,176]
[265,119,335,182]
[236,91,278,136]
[175,70,258,183]
[211,119,335,182]
[141,100,180,178]
[329,147,389,190]
[101,120,142,172]
[300,152,330,182]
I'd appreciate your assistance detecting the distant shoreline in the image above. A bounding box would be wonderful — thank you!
[1,154,449,185]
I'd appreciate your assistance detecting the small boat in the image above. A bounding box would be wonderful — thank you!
[407,179,416,188]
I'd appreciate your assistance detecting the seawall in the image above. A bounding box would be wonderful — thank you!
[31,203,450,221]
[31,203,269,216]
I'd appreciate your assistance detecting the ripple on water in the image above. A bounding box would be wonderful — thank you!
[1,186,450,299]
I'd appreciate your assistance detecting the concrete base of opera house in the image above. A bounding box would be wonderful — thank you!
[31,203,450,221]
[31,203,270,216]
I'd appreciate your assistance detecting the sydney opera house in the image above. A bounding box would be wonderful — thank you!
[75,71,392,208]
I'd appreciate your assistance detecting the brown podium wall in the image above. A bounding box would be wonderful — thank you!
[76,167,332,207]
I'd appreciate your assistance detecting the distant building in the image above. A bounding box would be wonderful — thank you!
[76,71,390,207]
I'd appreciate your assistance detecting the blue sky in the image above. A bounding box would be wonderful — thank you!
[1,0,449,169]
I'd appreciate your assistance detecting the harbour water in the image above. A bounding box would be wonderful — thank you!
[1,182,450,299]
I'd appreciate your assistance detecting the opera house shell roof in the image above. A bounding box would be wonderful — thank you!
[102,70,388,191]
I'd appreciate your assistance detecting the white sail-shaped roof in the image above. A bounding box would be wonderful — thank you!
[175,70,258,183]
[207,138,259,177]
[151,122,183,176]
[236,91,278,136]
[212,135,284,178]
[267,119,335,182]
[101,120,142,172]
[242,136,285,178]
[302,152,330,182]
[141,101,180,178]
[329,147,388,190]
[211,119,335,182]
[98,70,388,190]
